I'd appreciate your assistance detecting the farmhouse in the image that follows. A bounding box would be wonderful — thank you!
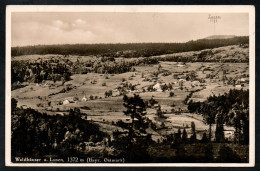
[224,130,235,141]
[178,79,186,82]
[153,83,162,92]
[21,105,28,109]
[68,97,75,102]
[82,95,87,102]
[112,90,120,96]
[63,99,70,105]
[63,97,75,105]
[177,64,185,67]
[240,78,246,82]
[191,80,201,87]
[56,112,65,116]
[237,78,249,84]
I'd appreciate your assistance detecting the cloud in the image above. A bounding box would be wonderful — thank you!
[53,20,63,25]
[51,20,73,31]
[12,20,97,46]
[75,19,86,24]
[51,18,89,32]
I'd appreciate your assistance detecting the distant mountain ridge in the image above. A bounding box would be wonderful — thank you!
[204,35,237,40]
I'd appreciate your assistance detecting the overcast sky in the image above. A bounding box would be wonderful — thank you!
[11,12,249,47]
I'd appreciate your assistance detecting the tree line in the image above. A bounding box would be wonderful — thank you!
[12,60,71,84]
[11,57,158,86]
[12,36,248,57]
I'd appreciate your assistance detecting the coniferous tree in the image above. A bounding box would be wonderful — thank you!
[215,109,225,143]
[182,128,187,143]
[11,98,18,112]
[201,133,208,143]
[174,128,182,145]
[156,104,163,119]
[190,121,197,143]
[123,94,147,137]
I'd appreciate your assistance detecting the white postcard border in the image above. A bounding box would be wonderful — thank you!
[5,5,255,167]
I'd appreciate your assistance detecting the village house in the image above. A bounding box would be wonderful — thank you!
[224,130,235,141]
[82,95,87,102]
[63,99,70,105]
[63,97,75,105]
[237,78,249,85]
[112,89,121,96]
[153,82,162,92]
[191,80,201,87]
[177,63,186,67]
[178,79,186,87]
[55,112,65,116]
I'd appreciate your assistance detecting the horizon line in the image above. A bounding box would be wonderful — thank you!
[11,35,249,48]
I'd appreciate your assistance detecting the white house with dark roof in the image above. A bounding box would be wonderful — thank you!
[153,83,162,92]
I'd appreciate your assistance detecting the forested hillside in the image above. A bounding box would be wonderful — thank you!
[11,36,249,57]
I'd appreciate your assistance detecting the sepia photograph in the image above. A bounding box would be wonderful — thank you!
[5,5,255,167]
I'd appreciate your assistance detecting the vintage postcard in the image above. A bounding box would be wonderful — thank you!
[5,5,255,167]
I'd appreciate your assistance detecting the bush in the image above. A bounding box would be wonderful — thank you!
[80,106,91,110]
[105,90,113,97]
[161,84,168,92]
[149,97,158,106]
[147,85,155,92]
[169,91,174,97]
[116,120,128,129]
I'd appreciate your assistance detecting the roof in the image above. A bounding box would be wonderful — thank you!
[63,99,69,102]
[153,83,161,89]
